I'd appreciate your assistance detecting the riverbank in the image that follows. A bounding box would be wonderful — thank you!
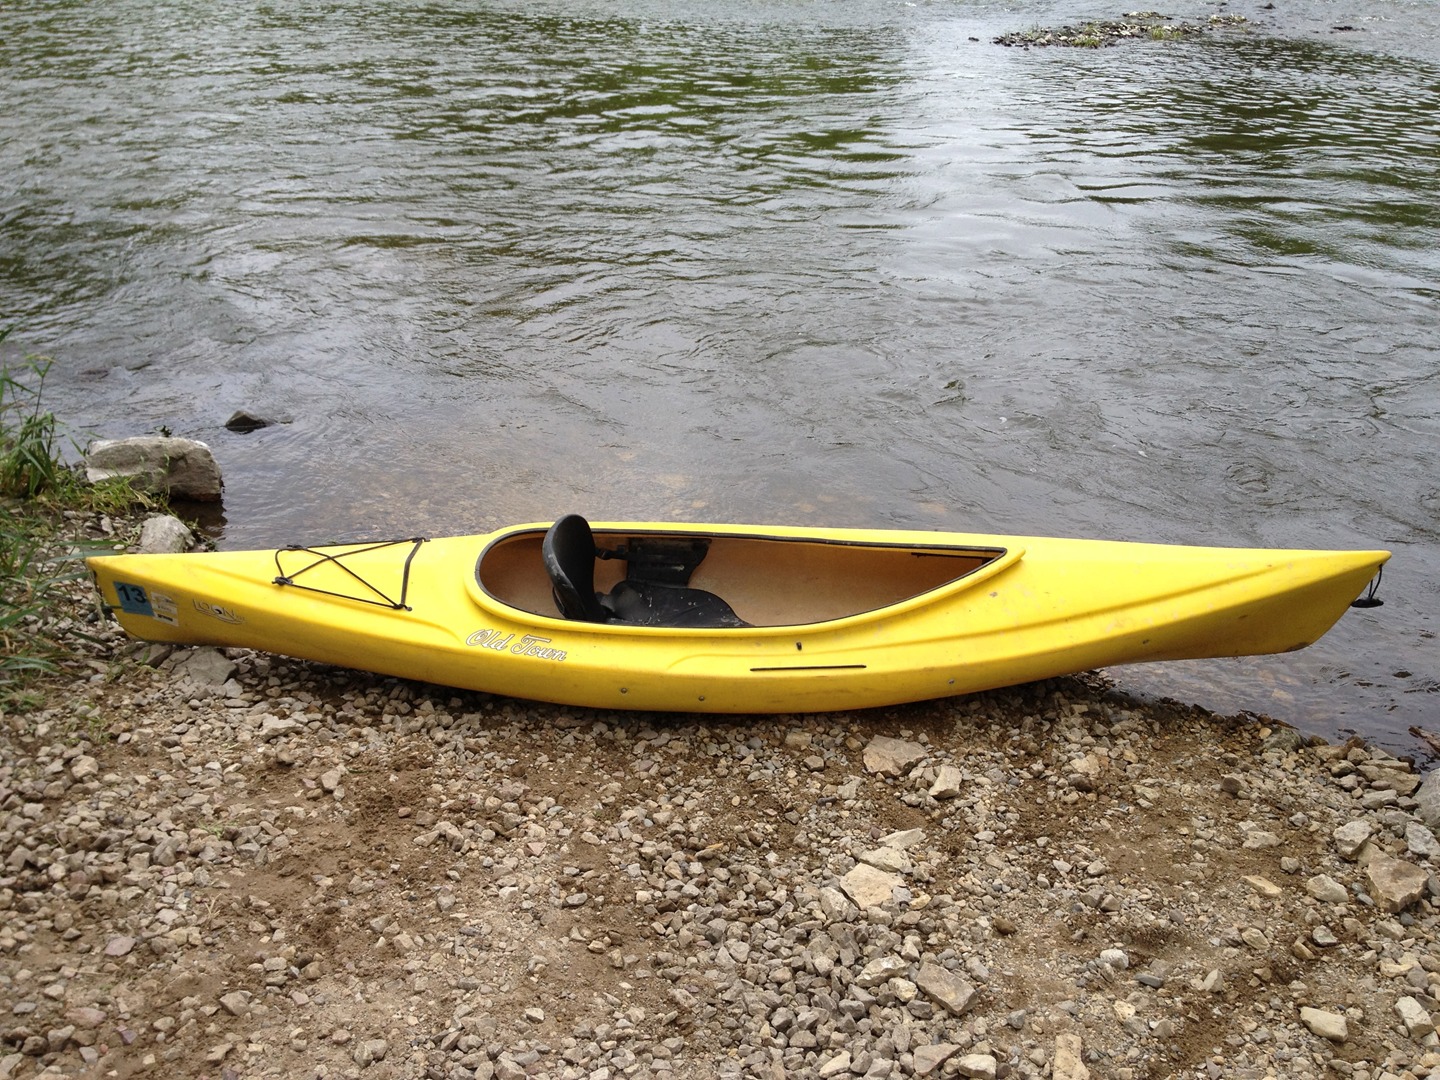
[1,513,1439,1080]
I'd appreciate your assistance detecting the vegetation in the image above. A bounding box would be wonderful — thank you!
[0,327,153,701]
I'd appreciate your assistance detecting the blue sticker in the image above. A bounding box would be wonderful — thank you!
[114,582,154,617]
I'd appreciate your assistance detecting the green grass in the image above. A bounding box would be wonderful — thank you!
[0,326,158,701]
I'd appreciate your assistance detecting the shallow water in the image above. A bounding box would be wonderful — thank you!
[3,0,1436,750]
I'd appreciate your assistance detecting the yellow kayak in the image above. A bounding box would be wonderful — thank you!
[85,515,1389,714]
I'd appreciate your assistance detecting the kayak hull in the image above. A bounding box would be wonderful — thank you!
[85,521,1389,714]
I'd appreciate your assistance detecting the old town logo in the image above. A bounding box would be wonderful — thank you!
[193,599,243,624]
[466,629,567,662]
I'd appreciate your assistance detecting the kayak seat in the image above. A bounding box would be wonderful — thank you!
[604,579,750,629]
[542,514,611,621]
[542,514,749,628]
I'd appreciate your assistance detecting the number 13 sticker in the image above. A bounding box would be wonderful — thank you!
[114,583,179,625]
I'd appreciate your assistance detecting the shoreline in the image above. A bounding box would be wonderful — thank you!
[2,514,1440,1079]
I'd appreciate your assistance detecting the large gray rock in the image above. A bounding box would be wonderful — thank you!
[137,514,194,554]
[1365,853,1428,913]
[85,436,223,502]
[1415,769,1440,830]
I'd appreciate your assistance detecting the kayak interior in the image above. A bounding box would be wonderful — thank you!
[476,521,1006,628]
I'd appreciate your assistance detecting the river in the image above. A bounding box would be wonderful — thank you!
[2,0,1436,751]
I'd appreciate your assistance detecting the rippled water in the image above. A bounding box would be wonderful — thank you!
[3,0,1437,749]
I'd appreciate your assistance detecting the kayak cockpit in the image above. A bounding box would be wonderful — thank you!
[475,517,1008,629]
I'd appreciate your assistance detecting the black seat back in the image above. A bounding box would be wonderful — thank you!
[542,515,610,622]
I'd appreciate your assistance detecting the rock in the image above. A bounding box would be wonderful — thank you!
[0,1054,24,1080]
[817,1051,852,1078]
[854,956,909,989]
[912,1043,959,1076]
[1262,728,1306,754]
[858,847,911,874]
[840,863,903,910]
[1098,948,1129,970]
[260,716,300,741]
[352,1039,388,1067]
[137,514,194,554]
[862,735,927,777]
[953,1054,997,1079]
[929,765,964,799]
[1305,874,1350,905]
[1415,769,1440,830]
[225,410,278,434]
[69,755,100,781]
[1333,819,1373,860]
[319,769,343,793]
[85,436,223,501]
[879,828,926,850]
[1361,789,1398,810]
[64,1007,106,1029]
[104,936,137,957]
[174,647,238,688]
[1365,853,1428,913]
[914,963,978,1016]
[218,991,251,1017]
[819,886,859,922]
[1242,875,1282,898]
[1241,830,1281,849]
[1395,996,1434,1038]
[1406,821,1440,860]
[1053,1033,1089,1080]
[1299,1007,1348,1042]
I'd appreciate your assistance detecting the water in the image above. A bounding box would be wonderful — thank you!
[3,0,1437,750]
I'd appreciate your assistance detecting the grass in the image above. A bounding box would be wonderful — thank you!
[0,326,158,703]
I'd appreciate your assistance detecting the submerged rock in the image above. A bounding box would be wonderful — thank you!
[995,12,1247,48]
[225,409,282,433]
